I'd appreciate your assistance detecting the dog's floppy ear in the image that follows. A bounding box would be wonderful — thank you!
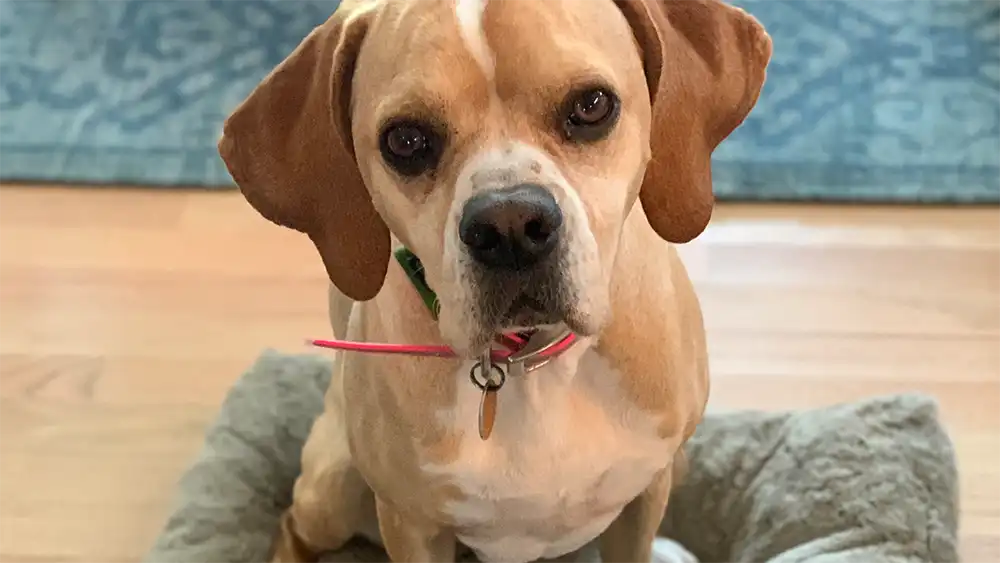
[218,1,389,301]
[616,0,772,243]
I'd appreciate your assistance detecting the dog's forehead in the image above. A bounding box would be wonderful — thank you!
[357,0,639,111]
[479,0,639,80]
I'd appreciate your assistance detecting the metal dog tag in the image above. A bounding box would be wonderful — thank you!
[478,387,498,440]
[471,351,505,441]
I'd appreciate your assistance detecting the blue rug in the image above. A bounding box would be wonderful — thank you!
[1,0,998,203]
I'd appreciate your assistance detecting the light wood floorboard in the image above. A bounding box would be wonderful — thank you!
[0,185,997,562]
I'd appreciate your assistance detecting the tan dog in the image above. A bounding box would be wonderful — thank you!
[218,0,771,561]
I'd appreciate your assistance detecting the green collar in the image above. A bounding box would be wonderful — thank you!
[394,247,439,320]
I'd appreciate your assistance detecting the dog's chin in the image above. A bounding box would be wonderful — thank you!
[445,301,600,357]
[470,298,602,352]
[503,294,562,328]
[506,314,561,332]
[442,261,606,355]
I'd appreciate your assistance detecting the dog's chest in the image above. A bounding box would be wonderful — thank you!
[422,349,670,563]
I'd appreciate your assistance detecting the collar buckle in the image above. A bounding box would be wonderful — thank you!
[502,327,574,374]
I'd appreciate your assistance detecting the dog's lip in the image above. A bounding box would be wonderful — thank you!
[504,321,562,333]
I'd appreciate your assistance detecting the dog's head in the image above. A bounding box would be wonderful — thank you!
[219,0,771,355]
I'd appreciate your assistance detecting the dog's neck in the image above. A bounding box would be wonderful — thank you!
[393,246,585,439]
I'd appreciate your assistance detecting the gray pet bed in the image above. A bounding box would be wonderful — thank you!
[146,350,960,563]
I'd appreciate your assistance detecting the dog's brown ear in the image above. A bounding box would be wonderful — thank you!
[616,0,772,243]
[218,1,389,301]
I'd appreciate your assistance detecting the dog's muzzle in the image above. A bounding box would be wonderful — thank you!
[458,184,563,272]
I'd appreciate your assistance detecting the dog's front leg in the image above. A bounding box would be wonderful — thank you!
[270,407,372,563]
[376,496,457,562]
[598,468,672,563]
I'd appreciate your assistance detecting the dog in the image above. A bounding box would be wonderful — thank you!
[218,0,770,561]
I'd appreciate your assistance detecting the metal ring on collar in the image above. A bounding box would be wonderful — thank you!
[469,362,506,391]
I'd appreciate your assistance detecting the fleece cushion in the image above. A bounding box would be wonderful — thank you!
[145,350,960,563]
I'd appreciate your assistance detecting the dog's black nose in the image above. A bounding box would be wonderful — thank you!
[459,184,563,271]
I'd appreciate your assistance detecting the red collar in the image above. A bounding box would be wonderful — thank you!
[309,329,577,365]
[309,249,578,369]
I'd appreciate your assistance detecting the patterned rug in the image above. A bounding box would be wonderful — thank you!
[1,0,997,203]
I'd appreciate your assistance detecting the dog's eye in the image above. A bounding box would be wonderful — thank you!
[379,121,442,176]
[562,87,620,142]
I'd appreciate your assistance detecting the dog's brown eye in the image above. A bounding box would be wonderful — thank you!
[562,87,620,143]
[571,90,612,125]
[386,126,425,158]
[379,120,442,177]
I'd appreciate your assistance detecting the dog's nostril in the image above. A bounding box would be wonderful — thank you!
[524,218,550,243]
[466,223,502,251]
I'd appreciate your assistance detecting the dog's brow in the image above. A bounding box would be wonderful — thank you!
[454,0,494,82]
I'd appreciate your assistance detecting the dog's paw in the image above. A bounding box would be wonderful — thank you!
[651,538,698,563]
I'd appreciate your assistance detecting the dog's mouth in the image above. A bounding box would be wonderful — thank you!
[474,271,573,337]
[456,252,597,351]
[505,292,562,329]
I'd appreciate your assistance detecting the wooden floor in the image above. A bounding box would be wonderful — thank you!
[0,185,997,562]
